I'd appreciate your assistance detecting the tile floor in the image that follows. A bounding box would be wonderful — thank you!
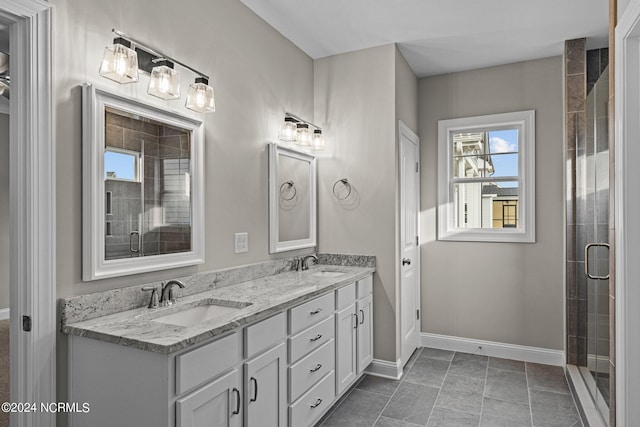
[317,347,582,427]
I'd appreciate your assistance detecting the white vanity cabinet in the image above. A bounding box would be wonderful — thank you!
[176,368,242,427]
[335,276,374,395]
[243,312,288,427]
[68,273,374,427]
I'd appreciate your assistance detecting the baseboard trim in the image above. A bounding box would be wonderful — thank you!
[364,358,403,380]
[0,308,9,320]
[421,333,565,366]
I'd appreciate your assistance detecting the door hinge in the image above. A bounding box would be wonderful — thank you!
[416,162,419,173]
[22,315,31,332]
[416,310,420,320]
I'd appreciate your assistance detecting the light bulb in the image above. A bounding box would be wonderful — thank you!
[99,38,138,84]
[185,77,215,113]
[278,117,297,141]
[296,123,311,146]
[312,129,324,150]
[148,61,180,100]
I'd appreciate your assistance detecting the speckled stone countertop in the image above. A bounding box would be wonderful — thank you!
[62,264,374,354]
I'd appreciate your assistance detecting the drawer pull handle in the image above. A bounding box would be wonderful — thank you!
[359,309,365,325]
[310,398,323,408]
[310,334,323,342]
[250,377,258,402]
[310,308,323,315]
[232,388,241,415]
[310,364,322,373]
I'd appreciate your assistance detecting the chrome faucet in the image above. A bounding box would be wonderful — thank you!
[160,279,186,306]
[301,254,318,271]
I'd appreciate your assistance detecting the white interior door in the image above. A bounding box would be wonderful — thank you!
[399,121,420,367]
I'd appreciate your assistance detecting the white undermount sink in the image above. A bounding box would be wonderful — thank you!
[311,269,346,278]
[152,299,252,327]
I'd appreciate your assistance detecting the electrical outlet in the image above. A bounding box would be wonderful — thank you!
[234,232,248,253]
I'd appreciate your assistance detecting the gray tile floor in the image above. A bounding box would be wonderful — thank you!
[317,347,582,427]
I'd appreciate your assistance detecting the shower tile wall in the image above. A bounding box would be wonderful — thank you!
[105,112,191,260]
[565,38,586,366]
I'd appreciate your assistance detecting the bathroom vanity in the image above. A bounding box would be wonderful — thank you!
[62,263,374,427]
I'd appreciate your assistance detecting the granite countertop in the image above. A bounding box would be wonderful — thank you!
[62,264,374,354]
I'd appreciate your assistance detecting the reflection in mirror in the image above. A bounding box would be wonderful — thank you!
[83,84,204,281]
[268,143,316,253]
[278,155,310,241]
[104,107,192,260]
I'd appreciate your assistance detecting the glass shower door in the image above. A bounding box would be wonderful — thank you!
[577,65,610,422]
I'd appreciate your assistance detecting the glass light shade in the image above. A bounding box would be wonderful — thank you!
[295,123,312,146]
[148,63,180,100]
[278,117,297,141]
[312,129,324,150]
[185,79,215,113]
[99,41,139,84]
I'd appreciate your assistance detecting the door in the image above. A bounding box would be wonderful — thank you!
[244,342,287,427]
[399,121,420,366]
[335,303,357,394]
[356,294,373,374]
[176,369,242,427]
[577,64,611,421]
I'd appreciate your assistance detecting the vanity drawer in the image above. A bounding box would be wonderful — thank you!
[335,283,356,310]
[289,293,334,335]
[289,371,335,427]
[175,332,240,395]
[289,316,334,363]
[244,312,287,358]
[357,275,373,299]
[289,339,335,402]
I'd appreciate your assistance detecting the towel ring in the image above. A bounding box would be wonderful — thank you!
[280,181,296,200]
[332,178,352,200]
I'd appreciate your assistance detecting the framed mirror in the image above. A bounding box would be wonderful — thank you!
[82,84,204,280]
[268,143,317,253]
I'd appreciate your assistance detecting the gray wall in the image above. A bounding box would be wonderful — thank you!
[0,114,7,310]
[53,0,314,294]
[314,44,398,362]
[418,56,565,350]
[52,0,314,417]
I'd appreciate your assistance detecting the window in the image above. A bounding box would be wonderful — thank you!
[162,158,191,225]
[438,110,535,242]
[104,148,140,182]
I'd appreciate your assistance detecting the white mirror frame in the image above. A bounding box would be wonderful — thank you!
[82,83,205,280]
[268,143,317,253]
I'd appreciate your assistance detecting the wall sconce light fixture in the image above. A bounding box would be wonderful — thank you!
[99,30,215,113]
[278,112,324,150]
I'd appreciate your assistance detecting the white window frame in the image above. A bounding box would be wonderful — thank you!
[437,110,535,243]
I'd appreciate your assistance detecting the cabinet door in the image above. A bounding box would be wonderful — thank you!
[356,294,373,374]
[244,342,287,427]
[335,303,357,395]
[177,368,242,427]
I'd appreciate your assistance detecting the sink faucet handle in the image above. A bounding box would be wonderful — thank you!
[142,286,159,309]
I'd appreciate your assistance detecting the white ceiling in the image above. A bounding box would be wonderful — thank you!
[239,0,609,77]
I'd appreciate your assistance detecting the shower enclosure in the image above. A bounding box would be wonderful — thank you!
[569,63,611,423]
